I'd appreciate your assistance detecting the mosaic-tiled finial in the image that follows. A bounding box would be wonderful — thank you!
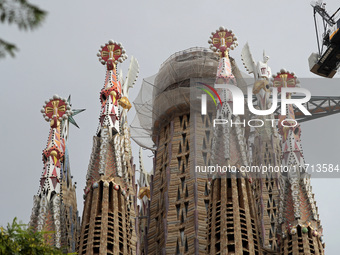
[208,26,238,58]
[97,40,128,70]
[41,95,72,128]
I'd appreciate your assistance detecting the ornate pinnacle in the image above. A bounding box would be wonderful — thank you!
[41,95,72,128]
[208,26,238,58]
[97,40,128,70]
[270,69,300,93]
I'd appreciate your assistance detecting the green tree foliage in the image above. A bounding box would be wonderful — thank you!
[0,217,64,255]
[0,0,47,58]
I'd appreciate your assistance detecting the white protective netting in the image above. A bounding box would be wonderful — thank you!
[130,74,157,150]
[130,47,253,150]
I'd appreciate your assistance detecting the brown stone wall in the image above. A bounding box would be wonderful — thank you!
[147,112,211,254]
[207,174,262,255]
[252,130,281,252]
[78,179,135,255]
[60,179,80,253]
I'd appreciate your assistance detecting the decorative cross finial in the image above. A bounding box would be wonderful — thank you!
[97,40,128,70]
[41,95,72,128]
[270,69,299,94]
[271,69,299,120]
[208,26,238,58]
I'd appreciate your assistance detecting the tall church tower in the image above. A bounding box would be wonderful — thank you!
[272,70,325,255]
[29,95,82,253]
[206,27,263,255]
[77,40,139,255]
[146,47,218,254]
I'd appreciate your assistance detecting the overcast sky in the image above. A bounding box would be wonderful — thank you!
[0,0,339,253]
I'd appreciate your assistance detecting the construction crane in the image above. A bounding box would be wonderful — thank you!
[309,1,340,78]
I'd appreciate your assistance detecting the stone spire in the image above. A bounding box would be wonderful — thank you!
[271,70,325,254]
[29,95,83,253]
[206,27,263,255]
[78,40,139,255]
